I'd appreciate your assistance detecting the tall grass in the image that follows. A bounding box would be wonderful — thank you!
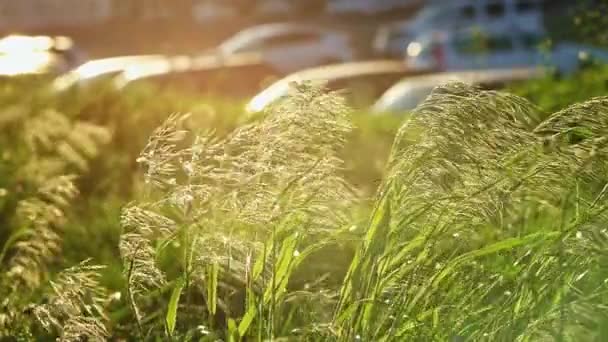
[2,78,608,340]
[0,79,111,338]
[336,83,608,341]
[119,85,356,340]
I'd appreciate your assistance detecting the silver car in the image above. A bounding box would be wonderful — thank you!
[373,67,542,113]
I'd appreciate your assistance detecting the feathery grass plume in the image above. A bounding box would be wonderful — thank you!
[6,175,79,288]
[0,99,110,338]
[121,83,355,339]
[2,106,110,289]
[136,113,190,190]
[335,83,608,341]
[34,260,108,342]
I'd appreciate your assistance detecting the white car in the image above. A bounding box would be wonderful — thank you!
[373,67,542,113]
[246,60,412,113]
[216,23,355,74]
[374,0,544,57]
[405,27,608,74]
[53,55,167,90]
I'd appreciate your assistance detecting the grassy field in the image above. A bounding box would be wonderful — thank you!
[1,65,608,341]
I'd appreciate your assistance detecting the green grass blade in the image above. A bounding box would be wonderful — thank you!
[206,263,219,316]
[165,277,185,338]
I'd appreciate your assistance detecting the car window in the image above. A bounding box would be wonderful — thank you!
[486,2,505,18]
[516,0,538,13]
[460,5,476,20]
[262,32,321,48]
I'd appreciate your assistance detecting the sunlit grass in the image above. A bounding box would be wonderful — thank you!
[1,76,608,340]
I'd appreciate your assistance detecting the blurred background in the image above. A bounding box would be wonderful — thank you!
[1,0,604,108]
[0,0,587,57]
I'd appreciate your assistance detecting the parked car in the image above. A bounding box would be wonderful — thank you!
[117,52,280,98]
[246,59,425,113]
[373,0,544,57]
[373,67,542,113]
[409,0,544,34]
[405,27,608,73]
[214,23,355,74]
[53,55,167,90]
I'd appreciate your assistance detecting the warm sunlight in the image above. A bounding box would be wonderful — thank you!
[2,1,608,340]
[0,52,56,75]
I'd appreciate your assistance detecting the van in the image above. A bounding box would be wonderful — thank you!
[374,0,544,57]
[410,0,544,34]
[405,26,608,74]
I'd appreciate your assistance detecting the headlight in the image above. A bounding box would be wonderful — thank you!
[407,42,422,57]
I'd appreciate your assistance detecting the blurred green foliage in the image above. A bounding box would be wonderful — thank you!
[510,64,608,114]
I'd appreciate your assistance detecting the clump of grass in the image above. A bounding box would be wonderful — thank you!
[119,84,356,340]
[0,100,110,337]
[34,260,109,342]
[335,83,608,341]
